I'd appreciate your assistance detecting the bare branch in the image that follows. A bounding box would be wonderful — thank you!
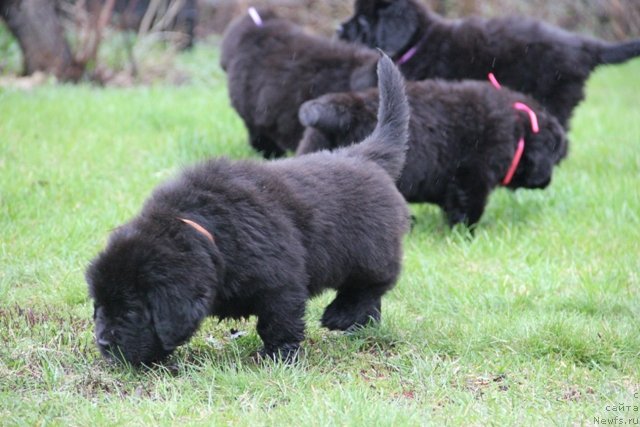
[139,0,162,37]
[75,0,116,67]
[151,0,185,33]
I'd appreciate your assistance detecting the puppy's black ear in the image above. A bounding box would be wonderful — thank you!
[518,117,567,189]
[523,149,554,189]
[549,120,569,164]
[299,100,352,134]
[148,284,210,351]
[375,1,420,57]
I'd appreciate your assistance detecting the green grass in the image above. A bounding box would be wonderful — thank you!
[0,24,21,76]
[1,44,639,425]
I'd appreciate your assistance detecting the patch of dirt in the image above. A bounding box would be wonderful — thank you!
[559,387,582,402]
[0,305,91,334]
[75,370,153,400]
[0,72,51,90]
[456,373,510,398]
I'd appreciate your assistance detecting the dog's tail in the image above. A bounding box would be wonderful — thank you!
[597,39,640,65]
[339,53,410,181]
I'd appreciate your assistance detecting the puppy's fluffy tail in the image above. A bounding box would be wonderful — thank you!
[597,39,640,65]
[340,53,410,181]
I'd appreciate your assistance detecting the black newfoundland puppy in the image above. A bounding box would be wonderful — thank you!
[338,0,640,128]
[220,7,379,158]
[297,78,568,227]
[86,55,410,366]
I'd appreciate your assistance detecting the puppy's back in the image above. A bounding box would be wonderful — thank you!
[220,8,379,153]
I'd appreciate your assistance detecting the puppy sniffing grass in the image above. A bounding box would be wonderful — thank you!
[86,54,410,366]
[297,79,568,227]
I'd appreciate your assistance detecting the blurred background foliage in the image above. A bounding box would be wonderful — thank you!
[1,0,639,84]
[206,0,640,39]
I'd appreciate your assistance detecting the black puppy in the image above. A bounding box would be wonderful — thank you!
[338,0,640,128]
[220,7,379,157]
[86,54,410,366]
[297,78,567,227]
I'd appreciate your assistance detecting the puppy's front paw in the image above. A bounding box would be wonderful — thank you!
[256,343,301,364]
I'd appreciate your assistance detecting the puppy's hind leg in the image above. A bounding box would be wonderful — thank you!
[321,281,392,332]
[248,127,285,159]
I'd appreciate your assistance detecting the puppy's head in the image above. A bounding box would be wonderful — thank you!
[86,218,218,366]
[507,113,568,189]
[297,92,377,155]
[338,0,423,58]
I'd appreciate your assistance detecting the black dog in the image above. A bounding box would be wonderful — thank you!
[297,78,568,227]
[86,54,410,366]
[220,8,379,157]
[338,0,640,128]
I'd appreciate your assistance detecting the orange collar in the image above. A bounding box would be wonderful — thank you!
[178,218,214,243]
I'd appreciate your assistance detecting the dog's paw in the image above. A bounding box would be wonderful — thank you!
[256,343,301,364]
[321,303,381,332]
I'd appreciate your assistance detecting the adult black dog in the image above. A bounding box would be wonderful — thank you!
[297,78,567,227]
[338,0,640,128]
[220,8,379,157]
[86,54,410,366]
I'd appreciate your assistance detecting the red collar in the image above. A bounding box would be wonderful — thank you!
[488,73,540,185]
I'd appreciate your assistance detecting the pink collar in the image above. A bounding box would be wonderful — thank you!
[397,45,418,65]
[502,138,525,186]
[397,33,432,66]
[248,7,263,27]
[488,72,502,90]
[488,73,540,185]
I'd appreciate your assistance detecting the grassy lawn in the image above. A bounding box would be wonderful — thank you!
[1,41,639,425]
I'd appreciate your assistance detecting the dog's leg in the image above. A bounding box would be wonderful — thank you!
[443,166,490,227]
[321,287,386,332]
[255,292,307,362]
[248,127,285,158]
